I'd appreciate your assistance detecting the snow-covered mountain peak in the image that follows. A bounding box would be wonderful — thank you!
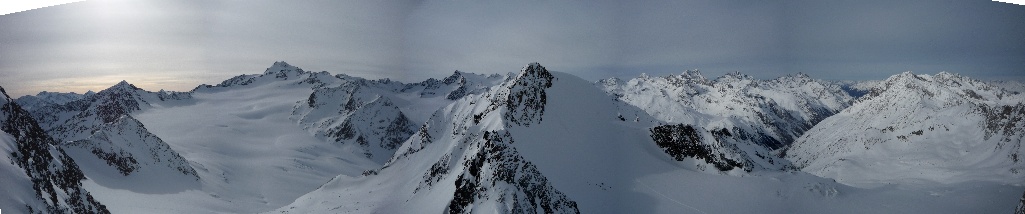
[679,69,707,82]
[787,71,1025,187]
[14,91,89,112]
[263,61,306,78]
[718,71,754,81]
[442,70,464,85]
[0,84,111,213]
[104,80,140,92]
[861,71,1016,110]
[92,81,155,123]
[496,62,555,126]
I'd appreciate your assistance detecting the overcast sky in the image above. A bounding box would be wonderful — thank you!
[1,0,1023,97]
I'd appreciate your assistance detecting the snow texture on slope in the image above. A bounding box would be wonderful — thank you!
[277,63,579,214]
[599,70,851,172]
[40,81,199,183]
[291,81,417,163]
[786,71,1025,187]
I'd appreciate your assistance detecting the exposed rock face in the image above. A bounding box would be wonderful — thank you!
[292,82,417,162]
[398,63,577,213]
[278,63,579,214]
[650,124,747,171]
[61,115,198,178]
[1016,190,1025,214]
[600,70,846,172]
[0,86,110,214]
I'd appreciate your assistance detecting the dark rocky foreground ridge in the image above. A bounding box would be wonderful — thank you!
[0,86,109,213]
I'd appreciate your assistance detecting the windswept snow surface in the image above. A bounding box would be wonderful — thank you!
[787,72,1025,188]
[97,77,379,213]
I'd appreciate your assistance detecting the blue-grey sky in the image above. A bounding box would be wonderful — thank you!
[1,0,1023,97]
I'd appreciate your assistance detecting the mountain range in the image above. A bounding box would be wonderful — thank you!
[1,62,1022,213]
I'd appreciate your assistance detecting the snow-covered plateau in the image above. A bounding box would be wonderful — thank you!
[1,62,1022,213]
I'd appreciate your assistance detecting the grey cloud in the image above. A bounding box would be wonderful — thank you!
[1,0,1022,97]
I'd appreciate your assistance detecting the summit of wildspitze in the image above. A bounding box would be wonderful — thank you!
[786,71,1025,187]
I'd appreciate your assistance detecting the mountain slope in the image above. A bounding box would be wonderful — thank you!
[288,64,506,163]
[43,81,199,183]
[70,61,506,211]
[786,72,1025,187]
[291,82,417,163]
[0,86,109,214]
[275,63,1025,214]
[598,71,852,171]
[277,63,580,213]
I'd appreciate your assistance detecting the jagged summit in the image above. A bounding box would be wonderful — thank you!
[273,61,292,67]
[499,63,556,126]
[441,70,464,85]
[680,69,706,81]
[514,62,554,85]
[101,80,141,93]
[0,84,111,213]
[0,86,10,106]
[264,61,305,77]
[718,71,753,81]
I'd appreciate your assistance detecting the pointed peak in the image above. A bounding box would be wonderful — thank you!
[442,70,465,84]
[513,62,553,83]
[720,71,752,80]
[521,62,547,74]
[273,61,292,67]
[679,69,706,81]
[112,80,135,88]
[0,85,9,100]
[99,80,141,94]
[264,61,303,75]
[889,71,919,80]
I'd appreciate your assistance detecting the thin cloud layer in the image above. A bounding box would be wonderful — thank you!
[1,0,1022,97]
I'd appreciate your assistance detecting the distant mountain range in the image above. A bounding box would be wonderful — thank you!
[1,62,1022,213]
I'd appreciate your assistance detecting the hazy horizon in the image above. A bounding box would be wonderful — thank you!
[2,0,1023,97]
